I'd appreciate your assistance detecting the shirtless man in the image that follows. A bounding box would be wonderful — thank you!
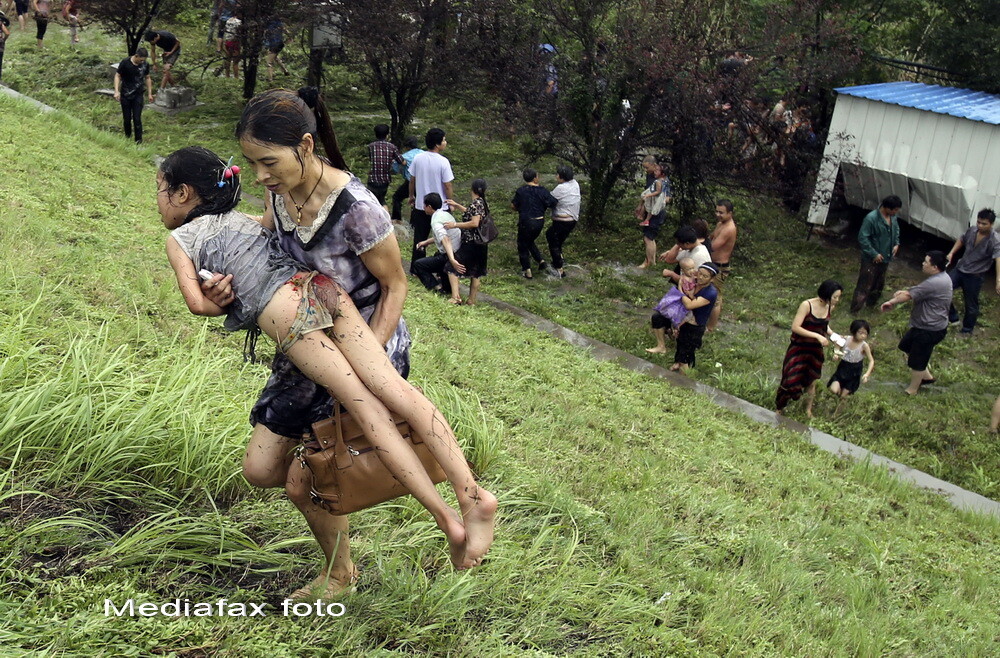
[706,199,737,331]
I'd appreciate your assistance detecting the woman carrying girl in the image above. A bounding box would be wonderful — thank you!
[637,158,671,269]
[162,146,496,583]
[199,87,416,599]
[443,179,489,305]
[669,262,719,373]
[827,319,874,415]
[775,280,842,418]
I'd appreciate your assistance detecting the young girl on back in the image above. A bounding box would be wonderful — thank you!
[827,319,874,415]
[158,146,496,573]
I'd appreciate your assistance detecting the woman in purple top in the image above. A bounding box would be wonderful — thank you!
[201,88,419,599]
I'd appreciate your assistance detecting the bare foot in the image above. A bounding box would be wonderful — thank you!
[638,261,650,269]
[805,408,814,419]
[904,388,919,396]
[669,363,681,371]
[460,486,497,568]
[449,297,463,305]
[439,510,468,569]
[290,563,359,600]
[645,346,667,354]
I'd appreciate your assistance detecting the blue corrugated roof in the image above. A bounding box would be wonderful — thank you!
[835,82,1000,125]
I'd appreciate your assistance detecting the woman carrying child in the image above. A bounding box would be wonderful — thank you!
[645,256,697,354]
[775,280,843,418]
[443,178,490,305]
[637,159,671,270]
[669,262,719,372]
[164,145,496,591]
[199,87,420,599]
[827,319,875,415]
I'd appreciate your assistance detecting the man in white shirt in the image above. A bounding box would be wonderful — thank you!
[546,164,581,278]
[660,226,710,282]
[408,128,454,270]
[412,193,460,294]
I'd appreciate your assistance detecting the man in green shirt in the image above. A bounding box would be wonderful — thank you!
[850,195,901,313]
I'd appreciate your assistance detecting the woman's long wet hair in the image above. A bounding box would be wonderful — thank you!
[235,87,348,172]
[160,146,241,224]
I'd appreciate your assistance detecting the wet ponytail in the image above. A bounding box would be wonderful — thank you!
[236,88,347,171]
[160,146,241,223]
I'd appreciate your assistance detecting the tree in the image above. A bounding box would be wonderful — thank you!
[89,0,174,56]
[467,0,863,227]
[339,0,452,144]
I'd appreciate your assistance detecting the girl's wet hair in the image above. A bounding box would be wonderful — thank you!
[849,319,870,336]
[160,146,241,223]
[236,87,347,171]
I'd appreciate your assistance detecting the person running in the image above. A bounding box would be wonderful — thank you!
[511,167,557,279]
[145,29,181,89]
[263,17,289,82]
[158,145,496,579]
[113,47,154,144]
[546,165,580,278]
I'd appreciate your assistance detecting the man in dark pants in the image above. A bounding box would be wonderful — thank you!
[511,167,557,279]
[113,48,154,144]
[945,208,1000,335]
[407,128,453,273]
[850,195,902,313]
[366,123,404,205]
[881,251,952,395]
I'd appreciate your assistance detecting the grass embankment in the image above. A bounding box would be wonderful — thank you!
[7,14,976,499]
[3,82,1000,655]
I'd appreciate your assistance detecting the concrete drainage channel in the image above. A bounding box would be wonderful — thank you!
[5,82,997,518]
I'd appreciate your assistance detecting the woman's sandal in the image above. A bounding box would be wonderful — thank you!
[289,565,360,601]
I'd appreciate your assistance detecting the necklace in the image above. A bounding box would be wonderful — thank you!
[288,161,324,225]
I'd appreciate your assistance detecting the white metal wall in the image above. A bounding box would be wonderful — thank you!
[807,95,1000,239]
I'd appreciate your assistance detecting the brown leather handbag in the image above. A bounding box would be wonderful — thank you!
[295,405,447,516]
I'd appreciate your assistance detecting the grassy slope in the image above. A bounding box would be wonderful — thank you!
[2,77,1000,656]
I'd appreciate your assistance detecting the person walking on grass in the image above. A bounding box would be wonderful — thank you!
[31,0,48,48]
[220,13,241,78]
[850,195,901,314]
[706,199,737,331]
[945,208,1000,336]
[444,179,491,305]
[145,28,181,89]
[263,17,289,82]
[511,167,557,279]
[546,165,580,278]
[408,128,453,271]
[201,87,413,600]
[826,319,875,416]
[61,0,79,44]
[776,280,843,418]
[113,48,154,145]
[391,136,421,221]
[366,123,405,207]
[11,0,27,31]
[880,251,952,396]
[158,146,496,579]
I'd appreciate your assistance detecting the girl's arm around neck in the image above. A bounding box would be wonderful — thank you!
[166,237,227,317]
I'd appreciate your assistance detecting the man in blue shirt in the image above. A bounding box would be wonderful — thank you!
[390,136,422,221]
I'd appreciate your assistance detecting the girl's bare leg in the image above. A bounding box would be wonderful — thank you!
[646,327,667,354]
[990,394,1000,433]
[242,423,355,597]
[258,285,474,568]
[324,289,496,567]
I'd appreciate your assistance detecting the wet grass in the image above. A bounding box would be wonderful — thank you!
[1,31,999,655]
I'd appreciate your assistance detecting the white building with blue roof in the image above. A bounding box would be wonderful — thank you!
[807,81,1000,239]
